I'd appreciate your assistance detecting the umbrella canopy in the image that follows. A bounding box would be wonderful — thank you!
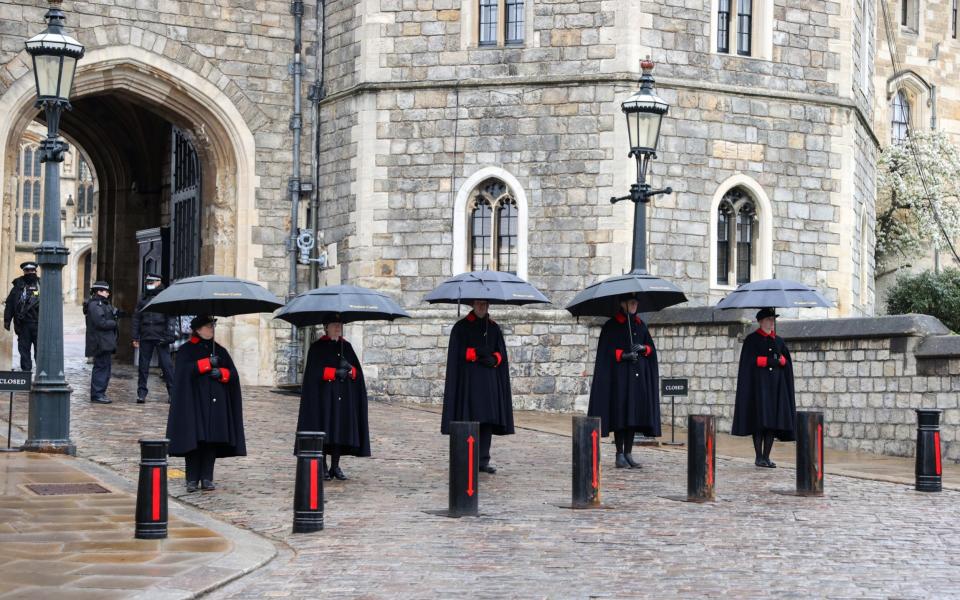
[274,285,410,326]
[714,278,833,310]
[141,274,284,317]
[424,270,550,306]
[566,272,688,318]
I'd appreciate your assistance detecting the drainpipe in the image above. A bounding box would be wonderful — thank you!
[285,0,305,385]
[305,0,326,351]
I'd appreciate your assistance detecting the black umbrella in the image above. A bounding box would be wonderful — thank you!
[714,278,833,310]
[142,274,284,317]
[424,270,550,306]
[274,285,410,326]
[566,272,688,318]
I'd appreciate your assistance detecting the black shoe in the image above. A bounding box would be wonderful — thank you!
[186,480,199,493]
[90,397,112,404]
[615,453,628,468]
[136,397,146,404]
[755,457,764,467]
[624,453,642,469]
[323,466,332,481]
[201,479,216,490]
[479,463,497,474]
[331,466,347,480]
[762,458,777,468]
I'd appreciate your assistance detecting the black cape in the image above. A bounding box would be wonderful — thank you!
[296,336,370,457]
[166,336,247,457]
[731,330,796,441]
[441,312,515,436]
[587,313,661,437]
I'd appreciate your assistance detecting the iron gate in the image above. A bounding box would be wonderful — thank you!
[170,127,201,281]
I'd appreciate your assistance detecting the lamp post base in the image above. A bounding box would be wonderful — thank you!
[20,439,76,455]
[24,383,74,455]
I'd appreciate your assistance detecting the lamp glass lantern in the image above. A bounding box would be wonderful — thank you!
[621,87,669,158]
[25,19,84,103]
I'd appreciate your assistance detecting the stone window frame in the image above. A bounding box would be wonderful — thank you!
[466,180,519,273]
[900,0,921,33]
[16,143,43,245]
[709,0,773,61]
[461,0,534,49]
[708,175,773,291]
[453,166,529,279]
[886,71,932,142]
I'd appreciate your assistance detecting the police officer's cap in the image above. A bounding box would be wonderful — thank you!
[190,315,217,331]
[144,273,162,282]
[91,281,111,292]
[20,261,37,271]
[756,307,780,321]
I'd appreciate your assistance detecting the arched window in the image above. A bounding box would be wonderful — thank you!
[467,177,520,273]
[891,91,910,144]
[76,157,95,216]
[17,144,43,244]
[715,187,757,286]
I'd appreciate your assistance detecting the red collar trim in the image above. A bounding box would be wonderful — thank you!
[466,311,477,322]
[614,312,642,325]
[758,329,776,338]
[189,336,200,344]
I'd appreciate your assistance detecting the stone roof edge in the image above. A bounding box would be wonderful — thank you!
[915,335,960,358]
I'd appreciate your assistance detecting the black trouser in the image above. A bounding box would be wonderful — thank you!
[15,322,38,372]
[90,351,113,400]
[137,340,174,400]
[184,444,217,482]
[479,424,493,467]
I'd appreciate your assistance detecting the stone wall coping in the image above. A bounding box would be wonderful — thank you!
[775,314,950,341]
[915,334,960,358]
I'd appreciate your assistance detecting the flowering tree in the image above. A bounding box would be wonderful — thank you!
[876,131,960,266]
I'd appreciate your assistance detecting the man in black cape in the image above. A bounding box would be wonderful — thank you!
[731,307,796,468]
[296,319,370,480]
[132,273,177,403]
[441,300,514,474]
[166,315,246,492]
[4,261,40,372]
[588,294,660,469]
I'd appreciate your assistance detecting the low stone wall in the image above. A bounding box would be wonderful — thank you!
[360,307,958,463]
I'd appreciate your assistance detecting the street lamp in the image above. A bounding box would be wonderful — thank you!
[21,0,84,454]
[611,59,673,274]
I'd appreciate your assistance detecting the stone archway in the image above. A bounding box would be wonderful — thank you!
[0,46,272,383]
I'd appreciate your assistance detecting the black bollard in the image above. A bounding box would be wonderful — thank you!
[135,439,169,539]
[795,411,824,496]
[293,431,326,533]
[687,415,715,502]
[915,409,942,493]
[449,421,479,517]
[572,416,602,508]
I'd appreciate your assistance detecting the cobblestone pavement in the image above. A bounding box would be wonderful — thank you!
[6,307,960,598]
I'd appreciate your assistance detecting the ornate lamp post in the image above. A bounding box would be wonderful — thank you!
[611,59,673,274]
[21,0,84,454]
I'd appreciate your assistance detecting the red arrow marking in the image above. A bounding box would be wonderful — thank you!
[817,423,823,482]
[591,429,599,489]
[935,431,942,476]
[151,467,161,521]
[467,435,475,497]
[706,435,714,488]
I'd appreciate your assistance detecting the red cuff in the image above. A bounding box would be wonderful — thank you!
[615,349,624,362]
[196,357,212,374]
[778,355,787,367]
[466,347,477,362]
[642,345,652,357]
[219,368,231,383]
[350,366,357,380]
[492,352,502,367]
[322,367,336,381]
[756,356,768,368]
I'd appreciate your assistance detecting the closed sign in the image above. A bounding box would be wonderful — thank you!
[0,371,31,392]
[661,378,688,396]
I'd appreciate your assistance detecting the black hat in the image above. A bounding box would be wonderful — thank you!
[91,281,111,292]
[20,261,37,271]
[756,307,779,321]
[144,273,162,283]
[321,314,343,325]
[189,315,217,331]
[618,292,640,301]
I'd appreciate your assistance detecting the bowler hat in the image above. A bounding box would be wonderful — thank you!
[756,307,780,321]
[189,315,217,331]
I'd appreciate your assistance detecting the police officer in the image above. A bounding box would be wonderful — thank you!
[132,273,176,404]
[84,281,118,404]
[3,261,40,371]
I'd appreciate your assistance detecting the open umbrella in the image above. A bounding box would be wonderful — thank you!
[566,272,687,318]
[274,285,410,326]
[142,274,284,317]
[424,270,550,307]
[714,278,833,310]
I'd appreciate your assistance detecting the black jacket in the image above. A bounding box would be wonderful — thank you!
[296,337,370,456]
[731,329,796,441]
[83,296,119,357]
[4,274,40,329]
[132,289,176,343]
[166,336,246,458]
[587,312,661,437]
[440,311,515,436]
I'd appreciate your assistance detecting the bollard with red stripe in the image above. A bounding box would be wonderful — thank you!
[686,415,715,502]
[449,421,479,517]
[135,439,169,539]
[293,431,326,533]
[572,416,602,508]
[915,409,942,493]
[795,411,825,496]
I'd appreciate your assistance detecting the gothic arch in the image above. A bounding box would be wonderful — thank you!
[708,174,774,289]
